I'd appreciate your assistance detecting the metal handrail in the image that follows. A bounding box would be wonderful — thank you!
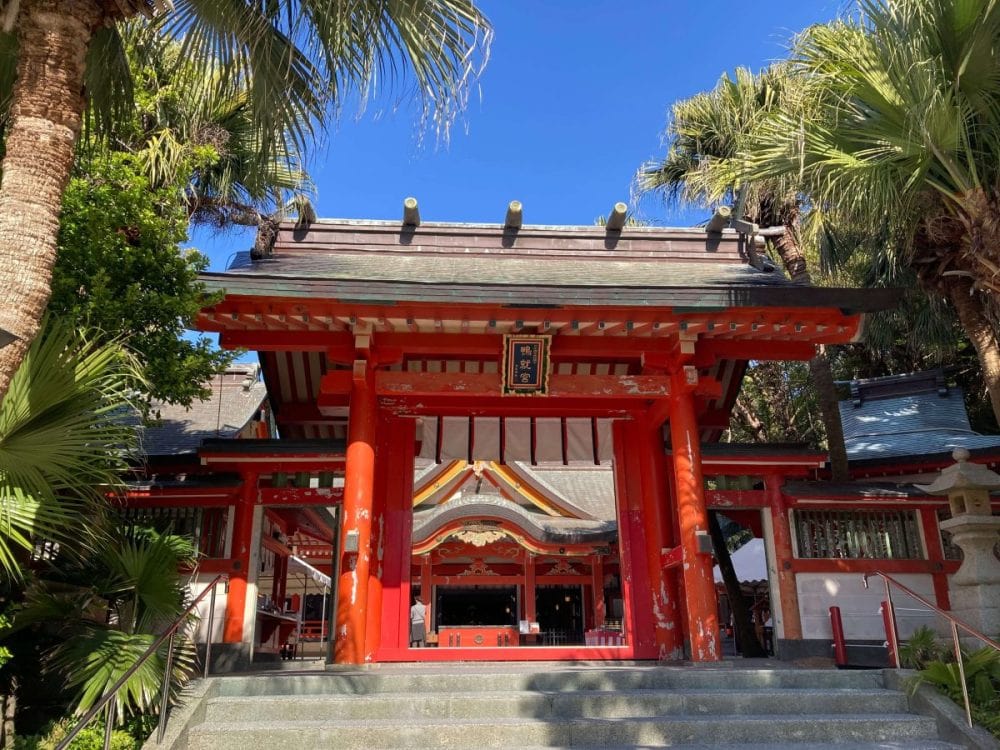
[863,570,1000,728]
[56,574,227,750]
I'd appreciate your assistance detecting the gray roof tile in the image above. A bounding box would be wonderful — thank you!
[140,366,267,456]
[840,385,1000,461]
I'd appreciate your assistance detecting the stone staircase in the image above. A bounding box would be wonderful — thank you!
[156,664,976,749]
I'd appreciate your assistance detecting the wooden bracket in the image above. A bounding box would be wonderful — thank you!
[352,359,368,384]
[660,546,684,570]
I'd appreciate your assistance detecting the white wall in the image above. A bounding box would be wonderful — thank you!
[796,572,941,640]
[187,573,229,644]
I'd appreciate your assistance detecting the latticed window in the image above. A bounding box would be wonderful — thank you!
[794,509,924,560]
[122,506,229,559]
[936,508,964,561]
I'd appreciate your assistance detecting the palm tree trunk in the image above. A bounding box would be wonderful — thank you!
[0,0,103,404]
[771,224,851,481]
[945,277,1000,427]
[810,348,850,481]
[771,223,811,285]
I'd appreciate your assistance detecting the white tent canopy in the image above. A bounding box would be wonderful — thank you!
[289,555,331,588]
[713,538,768,583]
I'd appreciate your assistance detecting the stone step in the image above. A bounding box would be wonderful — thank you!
[186,714,941,749]
[202,688,909,723]
[213,667,886,698]
[351,747,962,750]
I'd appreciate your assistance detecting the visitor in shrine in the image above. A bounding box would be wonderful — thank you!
[410,594,427,647]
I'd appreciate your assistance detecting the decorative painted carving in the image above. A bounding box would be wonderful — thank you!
[545,560,582,576]
[451,528,509,547]
[459,559,499,577]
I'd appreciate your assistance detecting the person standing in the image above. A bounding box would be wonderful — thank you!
[410,594,427,647]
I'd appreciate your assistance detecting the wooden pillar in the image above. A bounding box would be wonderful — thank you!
[363,409,392,661]
[765,474,802,640]
[273,554,288,611]
[376,417,416,657]
[420,555,433,635]
[920,506,952,610]
[334,366,377,664]
[591,554,606,628]
[525,554,537,624]
[668,378,722,662]
[224,473,258,643]
[612,420,656,655]
[627,417,684,659]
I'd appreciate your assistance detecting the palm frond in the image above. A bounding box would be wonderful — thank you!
[0,317,143,580]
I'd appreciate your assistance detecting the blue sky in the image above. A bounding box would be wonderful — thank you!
[195,1,849,272]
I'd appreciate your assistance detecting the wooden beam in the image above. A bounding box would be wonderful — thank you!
[704,489,768,508]
[375,371,669,399]
[258,487,344,506]
[220,330,353,351]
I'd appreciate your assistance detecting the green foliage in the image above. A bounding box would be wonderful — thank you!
[0,318,142,580]
[923,648,1000,736]
[726,361,825,446]
[899,626,948,670]
[16,525,197,720]
[0,611,12,668]
[13,718,138,750]
[908,638,1000,738]
[52,149,230,406]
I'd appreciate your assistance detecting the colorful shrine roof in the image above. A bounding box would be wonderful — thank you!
[840,370,1000,463]
[411,459,617,551]
[139,365,267,457]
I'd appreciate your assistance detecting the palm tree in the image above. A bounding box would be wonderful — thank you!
[637,66,854,480]
[120,30,316,249]
[0,316,141,580]
[746,0,1000,426]
[0,0,491,405]
[16,525,198,721]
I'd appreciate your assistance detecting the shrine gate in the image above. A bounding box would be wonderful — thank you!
[192,216,891,665]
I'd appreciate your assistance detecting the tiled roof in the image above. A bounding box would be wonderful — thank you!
[523,464,617,522]
[840,379,1000,461]
[140,365,267,457]
[200,220,895,312]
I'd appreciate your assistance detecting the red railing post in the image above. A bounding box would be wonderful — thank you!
[880,600,899,667]
[829,606,848,667]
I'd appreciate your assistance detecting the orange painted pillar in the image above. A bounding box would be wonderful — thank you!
[668,377,722,662]
[591,555,606,629]
[363,411,392,661]
[630,417,684,659]
[224,473,258,643]
[334,366,377,664]
[765,474,802,640]
[376,417,417,657]
[273,554,288,610]
[525,554,537,623]
[420,555,433,635]
[920,506,951,610]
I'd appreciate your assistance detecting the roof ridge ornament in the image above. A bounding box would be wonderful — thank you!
[605,202,628,232]
[402,197,420,227]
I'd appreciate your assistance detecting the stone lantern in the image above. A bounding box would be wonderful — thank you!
[918,448,1000,637]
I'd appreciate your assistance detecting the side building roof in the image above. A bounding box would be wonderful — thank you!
[840,369,1000,464]
[139,365,268,457]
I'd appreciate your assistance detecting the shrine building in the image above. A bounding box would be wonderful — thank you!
[126,213,1000,667]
